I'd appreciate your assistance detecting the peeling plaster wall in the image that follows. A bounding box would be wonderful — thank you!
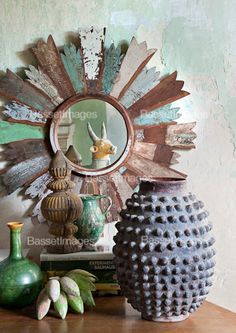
[0,0,236,312]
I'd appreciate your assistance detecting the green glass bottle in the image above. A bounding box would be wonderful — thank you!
[0,222,43,308]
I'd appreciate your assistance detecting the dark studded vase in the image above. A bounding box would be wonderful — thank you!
[113,178,215,322]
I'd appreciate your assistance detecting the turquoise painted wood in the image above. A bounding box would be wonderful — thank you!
[0,121,44,144]
[61,43,84,93]
[119,166,126,174]
[120,67,160,108]
[102,44,123,94]
[134,105,181,126]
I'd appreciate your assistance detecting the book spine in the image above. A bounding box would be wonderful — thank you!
[41,259,116,272]
[44,268,118,284]
[40,253,114,261]
[44,271,120,293]
[94,283,120,291]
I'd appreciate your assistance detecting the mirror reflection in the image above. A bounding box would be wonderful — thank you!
[57,99,128,170]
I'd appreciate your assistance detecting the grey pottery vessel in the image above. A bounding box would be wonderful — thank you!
[113,178,215,322]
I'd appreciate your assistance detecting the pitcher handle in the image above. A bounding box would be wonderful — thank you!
[99,195,112,216]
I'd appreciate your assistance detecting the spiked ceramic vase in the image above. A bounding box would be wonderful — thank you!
[113,178,215,322]
[0,222,43,308]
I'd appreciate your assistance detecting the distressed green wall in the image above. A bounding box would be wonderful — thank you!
[0,0,236,312]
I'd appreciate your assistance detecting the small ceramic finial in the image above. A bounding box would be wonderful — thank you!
[65,145,82,165]
[49,150,71,179]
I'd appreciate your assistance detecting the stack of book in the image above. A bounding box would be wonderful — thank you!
[40,249,121,295]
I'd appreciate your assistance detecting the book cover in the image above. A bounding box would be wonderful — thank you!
[40,249,114,261]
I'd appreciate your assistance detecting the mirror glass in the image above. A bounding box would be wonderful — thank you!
[57,99,128,170]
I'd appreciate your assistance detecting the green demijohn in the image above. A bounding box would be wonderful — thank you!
[74,195,112,248]
[0,222,43,308]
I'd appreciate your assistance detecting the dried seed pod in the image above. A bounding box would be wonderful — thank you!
[67,294,84,314]
[45,279,60,302]
[53,291,68,320]
[36,288,51,320]
[59,276,80,297]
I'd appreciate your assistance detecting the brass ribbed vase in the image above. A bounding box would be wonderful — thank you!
[41,150,83,253]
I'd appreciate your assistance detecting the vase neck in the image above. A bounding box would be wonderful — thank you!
[8,222,23,259]
[139,178,187,195]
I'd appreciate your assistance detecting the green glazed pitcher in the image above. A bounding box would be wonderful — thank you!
[0,222,43,308]
[74,195,112,248]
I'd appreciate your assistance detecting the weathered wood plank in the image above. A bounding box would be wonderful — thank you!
[32,192,50,223]
[135,122,196,150]
[102,43,123,95]
[110,171,133,207]
[0,166,9,175]
[111,37,156,99]
[0,176,7,197]
[127,71,189,119]
[134,129,145,142]
[73,175,84,193]
[120,66,160,108]
[79,176,99,194]
[133,142,157,160]
[125,153,186,179]
[25,65,63,106]
[140,123,175,144]
[166,122,197,149]
[3,154,51,194]
[0,70,55,113]
[0,121,44,144]
[79,27,106,93]
[120,168,140,190]
[32,35,75,100]
[99,176,121,222]
[134,105,181,126]
[153,145,180,165]
[3,101,48,126]
[133,141,180,166]
[25,172,52,199]
[61,43,84,93]
[0,139,49,165]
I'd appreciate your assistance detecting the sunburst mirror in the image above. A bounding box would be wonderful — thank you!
[0,27,196,222]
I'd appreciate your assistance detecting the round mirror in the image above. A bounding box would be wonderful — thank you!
[51,97,133,175]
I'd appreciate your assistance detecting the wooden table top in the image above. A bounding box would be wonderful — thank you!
[0,297,235,333]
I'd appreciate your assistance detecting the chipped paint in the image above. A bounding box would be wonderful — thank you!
[3,101,48,125]
[79,27,105,80]
[134,104,181,126]
[120,67,160,108]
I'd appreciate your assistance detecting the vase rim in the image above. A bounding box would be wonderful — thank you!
[139,178,186,194]
[7,222,23,230]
